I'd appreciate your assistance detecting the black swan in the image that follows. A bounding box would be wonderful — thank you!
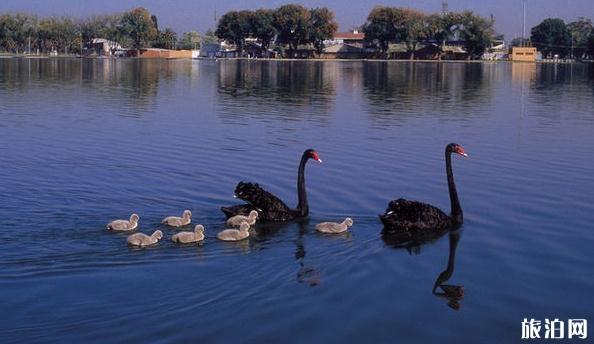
[221,148,322,222]
[380,143,467,233]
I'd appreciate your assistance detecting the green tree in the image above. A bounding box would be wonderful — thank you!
[530,18,571,58]
[249,9,276,56]
[179,31,200,50]
[0,13,39,53]
[119,7,158,53]
[202,29,218,45]
[155,27,177,49]
[274,4,310,57]
[567,17,593,59]
[588,32,594,59]
[215,10,251,54]
[401,9,429,59]
[459,11,493,59]
[362,6,406,57]
[308,7,338,55]
[427,12,462,47]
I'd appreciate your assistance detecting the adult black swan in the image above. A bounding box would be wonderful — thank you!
[221,149,322,222]
[380,143,468,233]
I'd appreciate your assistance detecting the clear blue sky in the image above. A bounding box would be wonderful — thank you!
[0,0,591,41]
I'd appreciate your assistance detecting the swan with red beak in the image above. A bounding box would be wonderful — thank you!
[221,148,322,222]
[381,143,468,233]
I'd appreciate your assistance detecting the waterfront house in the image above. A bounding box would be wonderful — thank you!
[320,43,373,59]
[84,38,123,57]
[482,39,508,60]
[325,30,366,48]
[127,48,193,59]
[510,47,538,62]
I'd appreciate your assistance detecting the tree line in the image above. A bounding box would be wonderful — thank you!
[515,17,594,59]
[215,4,338,57]
[3,4,594,60]
[0,7,204,54]
[361,7,494,59]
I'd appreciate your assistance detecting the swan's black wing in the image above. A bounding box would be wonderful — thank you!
[380,198,453,233]
[221,182,295,222]
[221,204,258,218]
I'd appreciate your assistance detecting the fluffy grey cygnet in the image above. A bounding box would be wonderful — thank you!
[172,225,205,244]
[226,210,258,227]
[107,213,139,232]
[315,218,354,234]
[162,210,192,227]
[127,230,163,247]
[217,222,250,241]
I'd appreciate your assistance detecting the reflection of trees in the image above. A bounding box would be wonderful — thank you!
[528,64,593,121]
[82,59,192,112]
[362,62,492,127]
[0,58,83,92]
[0,58,192,114]
[216,60,336,124]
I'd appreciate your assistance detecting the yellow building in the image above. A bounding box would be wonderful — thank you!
[511,47,537,62]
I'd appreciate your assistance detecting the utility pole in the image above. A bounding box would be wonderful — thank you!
[522,0,527,45]
[441,1,449,16]
[571,32,574,59]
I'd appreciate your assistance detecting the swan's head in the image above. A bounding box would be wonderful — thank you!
[130,214,140,223]
[306,149,322,163]
[249,210,259,219]
[183,210,192,218]
[153,230,163,240]
[448,143,468,158]
[239,222,250,231]
[234,182,262,202]
[344,217,354,227]
[194,224,205,233]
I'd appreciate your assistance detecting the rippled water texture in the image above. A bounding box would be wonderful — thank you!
[1,59,593,343]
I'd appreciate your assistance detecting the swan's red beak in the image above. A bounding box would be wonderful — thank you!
[456,146,468,158]
[311,152,322,163]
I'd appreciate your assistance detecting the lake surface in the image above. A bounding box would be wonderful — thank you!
[1,58,593,343]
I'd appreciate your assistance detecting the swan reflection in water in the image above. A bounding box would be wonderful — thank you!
[382,228,464,310]
[432,229,464,310]
[252,220,322,286]
[295,222,322,287]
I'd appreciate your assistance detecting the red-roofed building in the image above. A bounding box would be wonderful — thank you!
[325,30,366,48]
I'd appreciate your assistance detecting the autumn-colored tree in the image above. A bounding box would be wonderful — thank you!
[119,7,158,53]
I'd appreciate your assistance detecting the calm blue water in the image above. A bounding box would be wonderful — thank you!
[1,58,593,343]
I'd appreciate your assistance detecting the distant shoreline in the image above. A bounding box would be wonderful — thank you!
[1,53,591,65]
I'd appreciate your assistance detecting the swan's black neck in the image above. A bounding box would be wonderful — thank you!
[446,148,463,224]
[295,151,310,217]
